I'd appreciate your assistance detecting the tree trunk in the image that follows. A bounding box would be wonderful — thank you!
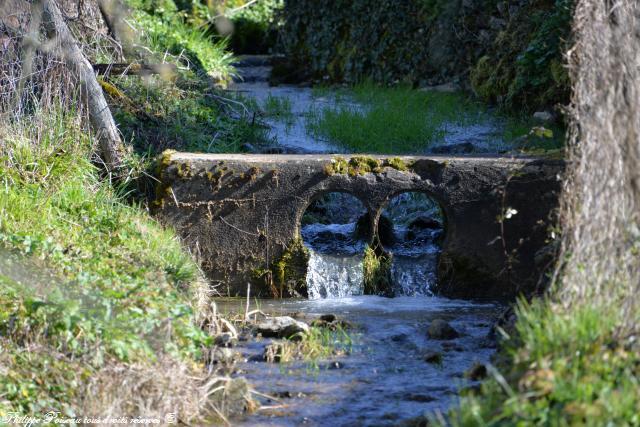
[41,0,125,173]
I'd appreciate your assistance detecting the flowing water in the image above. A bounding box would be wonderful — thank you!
[220,191,501,425]
[221,61,503,425]
[228,58,511,155]
[223,296,500,426]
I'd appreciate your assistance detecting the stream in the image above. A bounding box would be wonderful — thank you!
[219,58,504,425]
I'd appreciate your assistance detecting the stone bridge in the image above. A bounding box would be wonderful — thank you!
[156,153,563,299]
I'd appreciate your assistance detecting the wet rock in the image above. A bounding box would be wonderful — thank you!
[399,415,430,427]
[319,313,337,322]
[255,316,309,340]
[488,306,517,341]
[429,142,475,154]
[533,111,554,123]
[423,351,443,364]
[310,314,352,330]
[209,377,256,418]
[214,332,237,348]
[427,319,460,340]
[406,394,436,403]
[391,333,409,342]
[465,362,488,380]
[210,347,239,367]
[263,342,288,363]
[408,216,442,231]
[326,361,345,370]
[441,341,464,352]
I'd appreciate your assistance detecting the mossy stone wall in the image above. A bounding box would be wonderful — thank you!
[276,0,573,112]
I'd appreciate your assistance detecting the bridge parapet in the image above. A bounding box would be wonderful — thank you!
[156,153,563,299]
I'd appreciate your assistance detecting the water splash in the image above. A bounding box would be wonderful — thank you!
[390,255,438,296]
[306,251,364,300]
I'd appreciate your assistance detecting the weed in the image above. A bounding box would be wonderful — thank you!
[265,325,354,370]
[307,83,485,153]
[308,83,565,154]
[451,299,640,426]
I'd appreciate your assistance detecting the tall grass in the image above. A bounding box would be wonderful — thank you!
[306,83,565,154]
[0,112,215,415]
[306,83,482,153]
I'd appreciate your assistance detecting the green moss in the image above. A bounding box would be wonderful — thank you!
[324,156,349,176]
[273,238,310,298]
[363,246,393,296]
[176,162,192,179]
[385,157,410,171]
[348,156,382,176]
[152,150,177,209]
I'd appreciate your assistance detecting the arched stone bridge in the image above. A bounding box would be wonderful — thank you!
[156,153,563,299]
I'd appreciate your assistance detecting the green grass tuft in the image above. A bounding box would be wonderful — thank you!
[307,82,565,154]
[0,114,211,414]
[306,83,482,153]
[451,298,640,426]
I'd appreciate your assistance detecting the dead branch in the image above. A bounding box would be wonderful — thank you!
[40,0,125,173]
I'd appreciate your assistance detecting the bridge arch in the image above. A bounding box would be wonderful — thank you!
[157,153,563,299]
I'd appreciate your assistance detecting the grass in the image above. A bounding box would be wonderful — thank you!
[108,74,266,155]
[450,298,640,426]
[126,0,235,82]
[97,0,269,157]
[306,83,565,154]
[263,94,294,123]
[0,114,218,417]
[264,325,354,370]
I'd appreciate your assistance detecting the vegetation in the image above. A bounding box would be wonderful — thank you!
[308,84,563,153]
[101,0,269,156]
[451,300,639,425]
[470,0,573,110]
[263,94,294,123]
[277,0,573,112]
[0,114,229,418]
[224,0,284,54]
[450,1,640,425]
[264,325,353,369]
[363,247,393,296]
[126,0,235,81]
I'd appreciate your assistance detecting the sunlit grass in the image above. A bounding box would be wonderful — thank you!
[307,82,565,154]
[450,299,640,426]
[0,114,212,413]
[306,83,486,153]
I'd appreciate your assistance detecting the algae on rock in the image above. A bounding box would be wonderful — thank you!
[363,246,393,297]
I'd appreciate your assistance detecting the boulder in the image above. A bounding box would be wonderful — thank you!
[408,216,442,231]
[214,332,237,348]
[465,362,488,380]
[255,316,309,339]
[429,142,475,154]
[533,111,554,123]
[423,351,443,364]
[427,319,459,340]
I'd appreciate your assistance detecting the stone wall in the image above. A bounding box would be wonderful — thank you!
[156,153,563,299]
[274,0,573,112]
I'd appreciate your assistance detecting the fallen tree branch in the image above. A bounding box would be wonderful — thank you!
[41,0,125,174]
